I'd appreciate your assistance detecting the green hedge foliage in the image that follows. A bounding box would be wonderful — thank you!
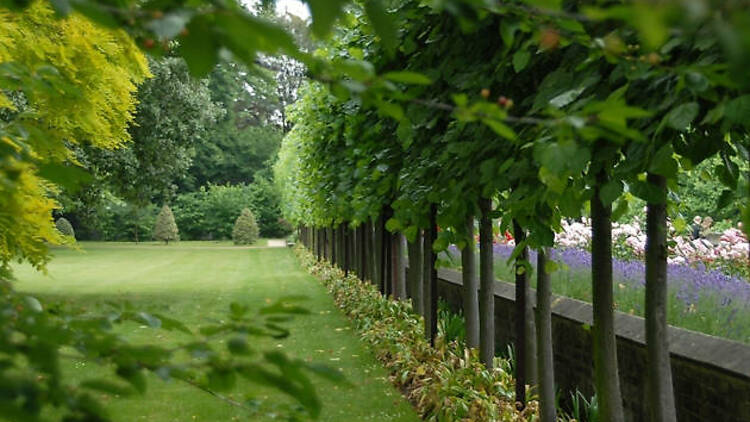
[173,181,290,240]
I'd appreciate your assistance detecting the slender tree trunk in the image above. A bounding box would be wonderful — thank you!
[591,173,625,422]
[317,228,322,261]
[343,225,350,276]
[512,220,535,409]
[408,231,424,315]
[479,197,495,368]
[428,204,438,345]
[333,225,339,267]
[423,225,433,341]
[394,233,407,300]
[645,173,677,422]
[462,214,480,349]
[374,215,384,293]
[536,248,556,422]
[384,227,393,297]
[368,220,375,283]
[359,224,368,281]
[327,227,333,262]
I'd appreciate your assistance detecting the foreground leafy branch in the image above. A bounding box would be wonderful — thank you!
[0,280,341,421]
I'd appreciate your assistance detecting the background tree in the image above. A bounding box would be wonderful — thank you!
[233,208,260,245]
[154,205,179,244]
[55,217,75,239]
[95,57,222,206]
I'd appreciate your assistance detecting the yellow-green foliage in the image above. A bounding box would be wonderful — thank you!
[0,3,149,271]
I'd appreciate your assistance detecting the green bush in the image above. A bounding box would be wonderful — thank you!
[55,218,75,239]
[154,205,179,244]
[173,181,290,240]
[232,208,260,245]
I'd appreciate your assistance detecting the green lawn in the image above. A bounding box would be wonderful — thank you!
[13,242,419,422]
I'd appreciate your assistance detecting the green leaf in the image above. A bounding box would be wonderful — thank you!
[599,180,623,206]
[612,198,630,221]
[116,365,146,394]
[227,336,252,355]
[383,71,432,85]
[23,296,42,313]
[716,189,735,210]
[145,11,192,39]
[305,363,349,385]
[152,313,191,334]
[385,218,401,232]
[80,379,135,396]
[432,236,449,252]
[664,102,699,131]
[376,101,404,121]
[207,368,236,392]
[260,300,310,315]
[364,0,398,53]
[512,50,531,73]
[544,259,559,274]
[648,144,678,177]
[135,312,161,328]
[177,16,218,77]
[482,119,516,140]
[724,95,750,127]
[307,0,347,37]
[37,162,91,192]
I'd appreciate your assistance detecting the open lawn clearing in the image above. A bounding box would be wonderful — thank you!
[13,242,419,422]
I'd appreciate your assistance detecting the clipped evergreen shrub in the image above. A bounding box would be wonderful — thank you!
[154,205,179,244]
[55,217,75,239]
[232,208,259,245]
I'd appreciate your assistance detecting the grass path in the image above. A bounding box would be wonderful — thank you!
[13,242,419,422]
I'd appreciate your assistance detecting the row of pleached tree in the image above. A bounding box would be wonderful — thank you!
[274,2,750,422]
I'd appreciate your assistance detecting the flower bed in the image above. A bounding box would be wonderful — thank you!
[488,244,750,343]
[296,247,538,422]
[555,218,749,278]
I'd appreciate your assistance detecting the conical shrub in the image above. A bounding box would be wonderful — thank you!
[232,208,259,245]
[55,217,75,239]
[154,205,179,244]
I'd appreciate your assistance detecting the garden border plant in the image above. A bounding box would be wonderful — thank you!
[296,246,539,422]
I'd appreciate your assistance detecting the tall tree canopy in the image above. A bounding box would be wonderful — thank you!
[0,3,149,271]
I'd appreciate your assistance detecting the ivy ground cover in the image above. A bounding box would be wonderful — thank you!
[13,242,419,421]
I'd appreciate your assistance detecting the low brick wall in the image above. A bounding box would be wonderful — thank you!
[434,268,750,422]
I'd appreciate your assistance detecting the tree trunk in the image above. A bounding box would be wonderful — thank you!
[374,215,384,293]
[591,173,625,422]
[327,227,333,262]
[394,233,407,300]
[428,204,438,345]
[368,220,375,283]
[512,220,536,409]
[462,214,480,349]
[423,225,433,341]
[536,248,556,422]
[343,225,350,276]
[645,173,677,422]
[408,231,424,315]
[331,225,341,267]
[359,224,367,280]
[479,197,495,368]
[384,227,393,297]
